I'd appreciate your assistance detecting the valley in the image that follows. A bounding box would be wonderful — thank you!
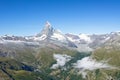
[0,22,120,80]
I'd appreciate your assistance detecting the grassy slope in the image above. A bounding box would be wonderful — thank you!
[36,47,84,68]
[0,57,55,80]
[92,47,120,67]
[0,45,90,80]
[91,47,120,80]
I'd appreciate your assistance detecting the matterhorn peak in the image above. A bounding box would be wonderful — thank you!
[43,21,53,33]
[36,21,53,38]
[45,21,51,28]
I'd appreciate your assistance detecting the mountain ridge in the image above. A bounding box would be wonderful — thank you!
[1,21,120,51]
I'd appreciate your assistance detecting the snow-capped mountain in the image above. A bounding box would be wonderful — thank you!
[34,21,68,42]
[35,21,53,40]
[32,21,77,48]
[1,22,120,51]
[65,31,120,49]
[65,33,91,44]
[0,21,77,50]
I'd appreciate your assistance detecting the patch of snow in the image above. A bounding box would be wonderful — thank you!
[79,34,91,42]
[25,37,31,40]
[105,37,110,41]
[67,37,80,42]
[51,33,66,41]
[34,34,47,41]
[67,37,74,42]
[51,54,72,69]
[67,37,75,42]
[3,40,24,43]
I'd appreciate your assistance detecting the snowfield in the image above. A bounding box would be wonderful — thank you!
[51,33,66,41]
[34,34,47,41]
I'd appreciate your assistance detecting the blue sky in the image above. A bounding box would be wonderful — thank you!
[0,0,120,36]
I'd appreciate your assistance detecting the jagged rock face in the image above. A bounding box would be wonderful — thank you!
[32,21,78,48]
[36,21,54,38]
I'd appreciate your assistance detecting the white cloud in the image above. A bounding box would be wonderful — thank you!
[73,57,111,70]
[73,57,115,78]
[51,54,72,69]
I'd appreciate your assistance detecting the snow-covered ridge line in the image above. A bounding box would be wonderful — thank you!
[1,22,120,51]
[0,39,40,45]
